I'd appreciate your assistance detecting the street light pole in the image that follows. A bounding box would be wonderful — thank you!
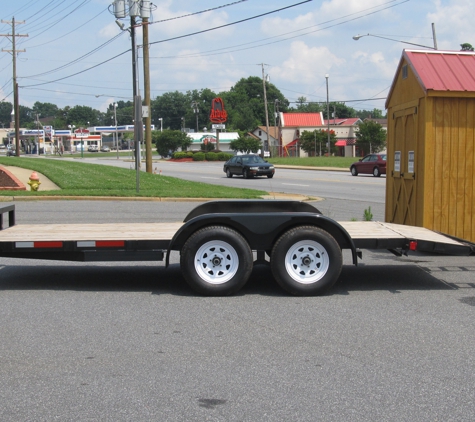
[352,33,436,49]
[114,102,119,159]
[191,102,199,133]
[325,74,330,155]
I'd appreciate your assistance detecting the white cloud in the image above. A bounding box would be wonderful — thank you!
[428,0,474,49]
[351,50,398,80]
[272,41,346,85]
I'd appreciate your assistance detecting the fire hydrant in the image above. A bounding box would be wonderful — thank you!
[28,171,41,191]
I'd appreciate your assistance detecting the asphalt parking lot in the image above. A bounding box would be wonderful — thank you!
[1,200,474,421]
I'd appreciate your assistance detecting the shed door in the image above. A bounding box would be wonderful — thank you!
[390,107,417,225]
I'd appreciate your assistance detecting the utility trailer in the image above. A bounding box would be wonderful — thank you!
[0,201,473,296]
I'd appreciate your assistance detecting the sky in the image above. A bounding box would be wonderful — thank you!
[0,0,473,118]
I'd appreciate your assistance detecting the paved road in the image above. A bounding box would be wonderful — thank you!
[49,157,387,221]
[1,201,474,421]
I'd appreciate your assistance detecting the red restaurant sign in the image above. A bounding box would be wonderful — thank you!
[209,97,228,124]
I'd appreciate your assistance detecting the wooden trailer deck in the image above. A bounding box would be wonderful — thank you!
[339,221,471,254]
[0,220,469,253]
[0,222,185,242]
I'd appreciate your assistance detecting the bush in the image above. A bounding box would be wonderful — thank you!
[193,152,205,161]
[218,152,233,161]
[173,151,187,159]
[206,152,218,161]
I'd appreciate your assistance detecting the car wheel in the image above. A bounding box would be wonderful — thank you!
[270,226,342,296]
[226,168,233,178]
[350,166,358,176]
[243,169,250,179]
[267,174,274,178]
[373,167,381,177]
[180,226,253,296]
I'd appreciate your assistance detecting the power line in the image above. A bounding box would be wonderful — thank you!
[20,1,312,87]
[147,0,312,47]
[21,31,127,79]
[151,0,409,59]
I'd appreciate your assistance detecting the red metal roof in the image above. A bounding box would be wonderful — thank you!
[281,113,324,127]
[405,50,475,92]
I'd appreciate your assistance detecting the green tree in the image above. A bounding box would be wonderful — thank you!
[219,76,288,131]
[292,96,323,113]
[152,129,192,157]
[355,108,386,119]
[299,129,337,156]
[229,132,261,153]
[66,105,103,127]
[355,120,387,154]
[325,102,356,120]
[104,101,133,127]
[31,102,59,120]
[187,88,217,132]
[151,91,190,131]
[460,43,474,51]
[0,101,13,128]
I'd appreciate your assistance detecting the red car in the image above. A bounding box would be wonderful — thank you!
[350,153,386,177]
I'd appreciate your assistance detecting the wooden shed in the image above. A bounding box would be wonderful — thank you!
[385,50,475,243]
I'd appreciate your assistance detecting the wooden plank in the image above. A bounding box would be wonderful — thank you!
[0,222,184,242]
[339,221,466,246]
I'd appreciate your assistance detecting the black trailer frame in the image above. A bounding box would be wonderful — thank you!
[0,202,473,296]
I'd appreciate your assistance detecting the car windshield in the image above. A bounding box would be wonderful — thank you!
[245,155,264,164]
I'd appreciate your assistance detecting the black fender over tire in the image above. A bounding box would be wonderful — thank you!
[270,226,342,296]
[180,226,253,296]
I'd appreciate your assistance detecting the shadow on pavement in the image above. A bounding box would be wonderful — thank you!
[0,260,455,296]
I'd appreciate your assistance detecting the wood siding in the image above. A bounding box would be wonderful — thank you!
[386,57,475,243]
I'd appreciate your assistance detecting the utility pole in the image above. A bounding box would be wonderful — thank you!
[142,1,152,173]
[1,17,28,156]
[260,63,270,158]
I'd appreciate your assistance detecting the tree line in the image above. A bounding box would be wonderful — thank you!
[0,76,385,133]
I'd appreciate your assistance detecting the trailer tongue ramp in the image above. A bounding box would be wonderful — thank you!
[340,221,473,256]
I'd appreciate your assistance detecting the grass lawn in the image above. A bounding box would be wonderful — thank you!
[268,156,356,168]
[0,157,267,199]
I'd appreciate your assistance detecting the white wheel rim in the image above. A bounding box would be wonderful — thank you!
[194,240,240,284]
[284,240,330,284]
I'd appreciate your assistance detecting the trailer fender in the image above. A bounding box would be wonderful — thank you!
[166,213,359,267]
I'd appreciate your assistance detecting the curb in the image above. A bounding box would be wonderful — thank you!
[0,194,320,202]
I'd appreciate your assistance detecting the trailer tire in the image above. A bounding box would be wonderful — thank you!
[180,226,253,296]
[270,226,342,296]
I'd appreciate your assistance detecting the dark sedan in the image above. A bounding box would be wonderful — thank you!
[350,153,386,177]
[223,154,275,179]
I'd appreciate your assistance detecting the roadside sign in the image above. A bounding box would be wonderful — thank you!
[212,124,225,130]
[75,128,90,138]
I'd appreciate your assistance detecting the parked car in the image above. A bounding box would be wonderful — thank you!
[350,153,387,177]
[88,145,99,152]
[223,154,275,179]
[100,146,111,152]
